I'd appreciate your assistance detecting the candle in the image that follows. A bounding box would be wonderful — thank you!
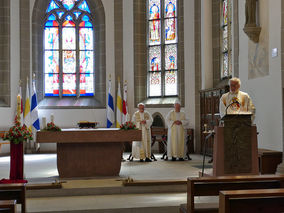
[42,117,47,129]
[16,94,21,119]
[50,114,54,123]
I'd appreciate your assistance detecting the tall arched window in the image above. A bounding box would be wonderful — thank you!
[221,0,232,78]
[44,0,94,97]
[147,0,178,97]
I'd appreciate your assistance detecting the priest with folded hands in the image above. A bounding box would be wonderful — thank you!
[166,100,189,161]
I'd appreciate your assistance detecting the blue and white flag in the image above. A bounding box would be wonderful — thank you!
[107,79,114,128]
[31,80,40,130]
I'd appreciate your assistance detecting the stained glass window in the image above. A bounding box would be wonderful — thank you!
[44,0,94,97]
[221,0,232,78]
[147,0,178,97]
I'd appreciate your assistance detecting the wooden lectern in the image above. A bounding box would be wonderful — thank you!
[213,114,259,176]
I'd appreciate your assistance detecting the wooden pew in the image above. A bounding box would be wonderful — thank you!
[0,184,26,213]
[219,188,284,213]
[180,175,284,213]
[0,200,17,213]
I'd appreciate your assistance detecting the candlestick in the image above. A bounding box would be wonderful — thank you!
[42,117,47,129]
[50,114,54,123]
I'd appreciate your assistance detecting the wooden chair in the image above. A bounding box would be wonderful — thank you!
[0,200,17,213]
[180,175,284,213]
[0,131,9,153]
[219,188,284,213]
[0,184,26,213]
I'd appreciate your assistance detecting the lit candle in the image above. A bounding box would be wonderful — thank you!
[50,114,54,123]
[42,117,47,129]
[16,94,21,123]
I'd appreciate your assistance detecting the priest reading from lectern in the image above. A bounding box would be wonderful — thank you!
[166,100,189,161]
[219,77,255,120]
[131,103,153,162]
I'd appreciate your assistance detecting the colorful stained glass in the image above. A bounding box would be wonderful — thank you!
[165,0,177,18]
[45,51,59,74]
[80,51,93,73]
[165,45,177,70]
[74,12,82,19]
[79,15,92,27]
[223,26,228,51]
[222,0,228,26]
[45,73,59,96]
[45,14,58,27]
[165,18,177,44]
[44,27,59,49]
[63,50,76,73]
[223,52,229,77]
[149,46,161,71]
[46,0,59,13]
[62,26,76,49]
[149,72,162,97]
[80,74,94,96]
[57,11,65,19]
[79,28,93,50]
[78,0,91,13]
[165,71,177,96]
[149,0,160,20]
[60,0,77,10]
[149,20,161,45]
[63,74,76,96]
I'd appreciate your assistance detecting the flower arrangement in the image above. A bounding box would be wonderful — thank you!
[42,122,61,132]
[120,121,137,130]
[1,116,33,144]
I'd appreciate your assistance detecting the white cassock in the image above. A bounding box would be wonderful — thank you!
[219,90,256,121]
[166,110,189,158]
[131,111,153,159]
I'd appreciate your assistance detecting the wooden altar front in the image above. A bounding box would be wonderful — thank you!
[36,128,141,178]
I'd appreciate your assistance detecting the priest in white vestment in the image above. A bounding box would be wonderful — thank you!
[166,100,189,161]
[219,77,255,121]
[131,103,153,162]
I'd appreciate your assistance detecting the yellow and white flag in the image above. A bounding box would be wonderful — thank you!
[116,80,123,128]
[24,79,32,132]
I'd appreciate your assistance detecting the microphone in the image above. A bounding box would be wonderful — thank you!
[225,99,240,116]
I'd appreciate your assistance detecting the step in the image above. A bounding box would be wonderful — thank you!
[27,193,187,213]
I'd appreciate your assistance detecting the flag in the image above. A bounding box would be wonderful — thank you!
[122,82,129,124]
[31,80,40,130]
[107,79,114,128]
[24,79,32,132]
[116,81,123,128]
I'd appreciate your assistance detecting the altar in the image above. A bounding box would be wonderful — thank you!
[36,128,141,178]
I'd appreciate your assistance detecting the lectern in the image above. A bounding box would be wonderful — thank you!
[213,114,259,176]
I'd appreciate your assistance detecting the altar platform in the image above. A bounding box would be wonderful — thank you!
[0,153,214,213]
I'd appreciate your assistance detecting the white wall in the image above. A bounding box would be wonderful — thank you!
[239,0,282,151]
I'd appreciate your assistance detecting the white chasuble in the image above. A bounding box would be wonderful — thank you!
[166,110,189,158]
[131,111,153,159]
[219,91,255,121]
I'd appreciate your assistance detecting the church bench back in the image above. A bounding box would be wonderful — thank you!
[0,200,17,213]
[219,188,284,213]
[186,175,284,213]
[0,183,26,213]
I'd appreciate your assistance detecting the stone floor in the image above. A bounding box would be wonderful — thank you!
[0,153,214,212]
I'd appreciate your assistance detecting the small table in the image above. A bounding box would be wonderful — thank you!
[37,128,141,178]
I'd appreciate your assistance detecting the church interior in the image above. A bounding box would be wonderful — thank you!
[1,0,284,212]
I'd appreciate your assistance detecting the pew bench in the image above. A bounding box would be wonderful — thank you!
[219,188,284,213]
[0,200,17,213]
[0,183,26,213]
[180,175,284,213]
